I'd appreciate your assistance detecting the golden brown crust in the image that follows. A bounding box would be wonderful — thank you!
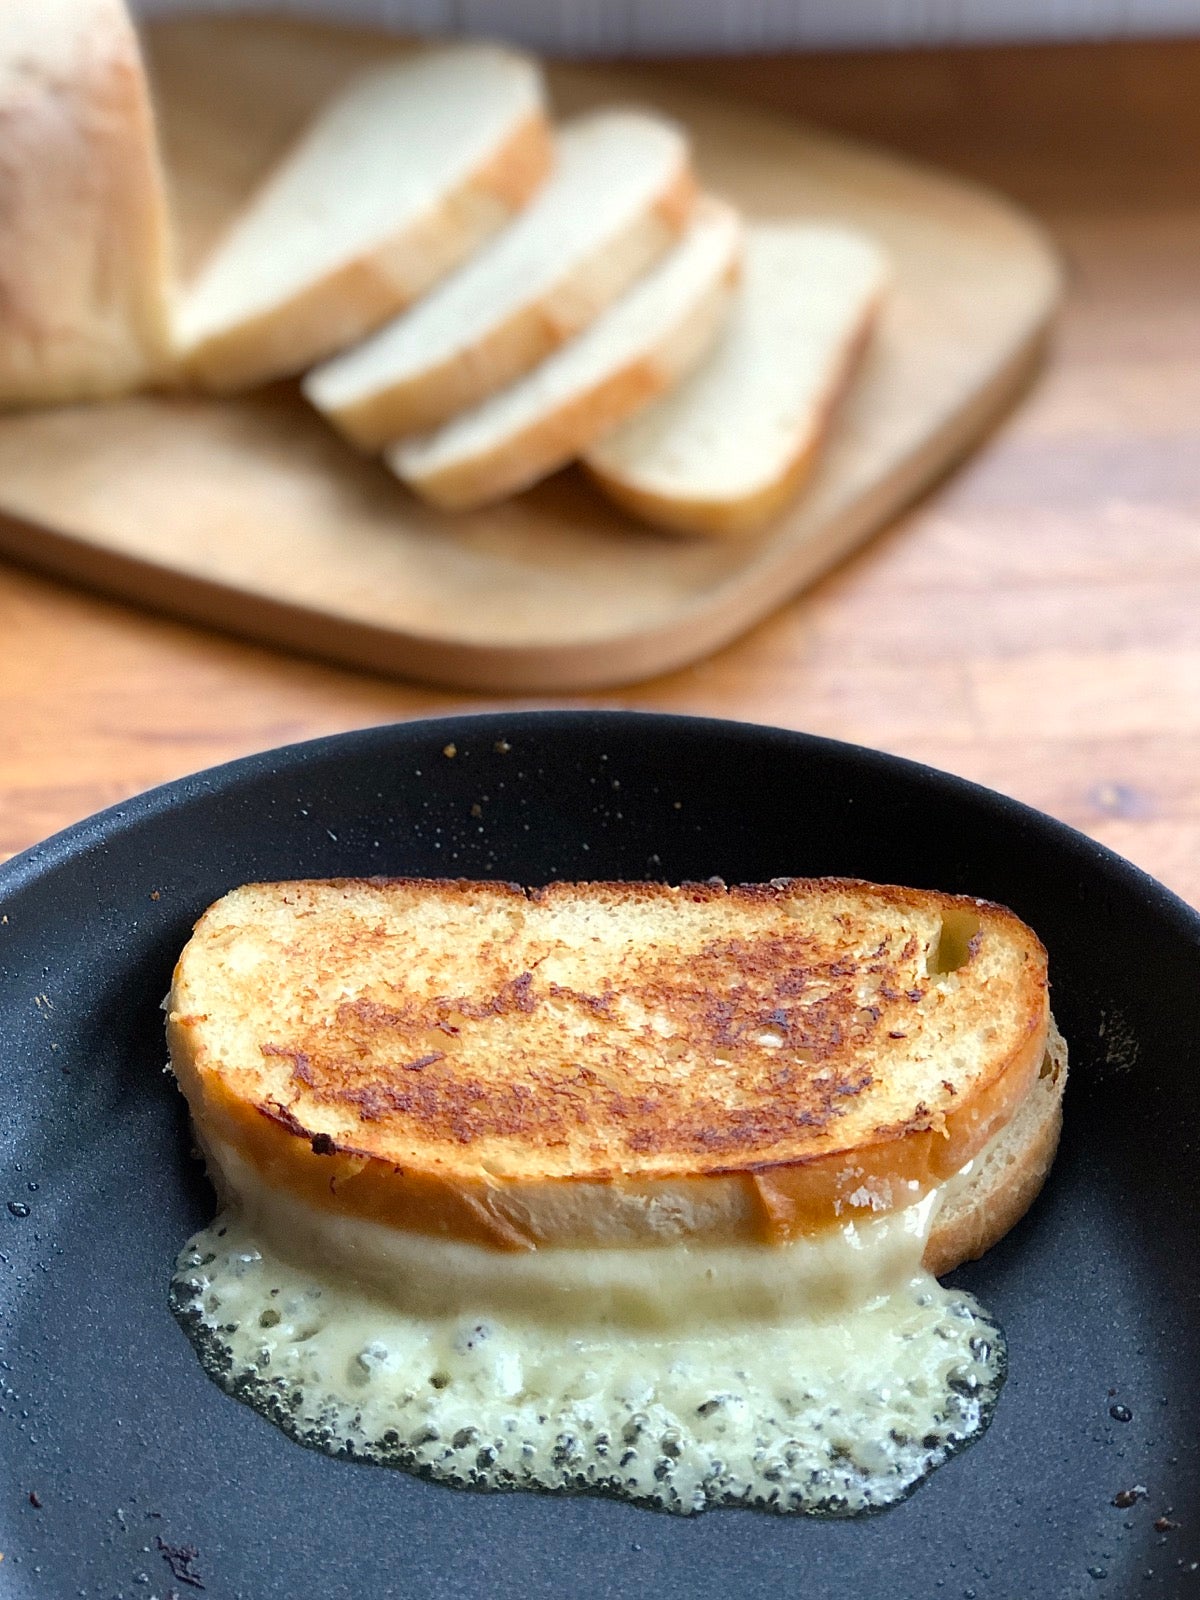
[169,876,1051,1251]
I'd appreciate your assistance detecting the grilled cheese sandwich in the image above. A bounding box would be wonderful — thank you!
[167,877,1066,1515]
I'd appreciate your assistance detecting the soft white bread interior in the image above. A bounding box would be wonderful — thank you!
[386,195,742,510]
[176,44,551,391]
[304,109,697,448]
[0,0,173,406]
[586,222,888,535]
[925,1017,1065,1275]
[168,876,1061,1265]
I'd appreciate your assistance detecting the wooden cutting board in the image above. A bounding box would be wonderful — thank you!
[0,15,1062,693]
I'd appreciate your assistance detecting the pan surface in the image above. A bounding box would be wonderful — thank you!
[1,711,1197,1598]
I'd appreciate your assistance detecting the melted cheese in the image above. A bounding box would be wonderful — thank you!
[170,1140,1004,1516]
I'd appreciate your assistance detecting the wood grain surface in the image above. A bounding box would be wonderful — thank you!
[0,17,1060,692]
[2,36,1198,910]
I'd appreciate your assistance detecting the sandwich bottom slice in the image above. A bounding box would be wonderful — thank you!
[167,876,1066,1515]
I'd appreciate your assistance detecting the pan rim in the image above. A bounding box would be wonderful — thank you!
[2,709,1197,948]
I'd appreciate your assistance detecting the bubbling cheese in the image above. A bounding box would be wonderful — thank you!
[169,1140,1005,1516]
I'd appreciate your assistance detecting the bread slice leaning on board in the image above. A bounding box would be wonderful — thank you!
[176,44,552,391]
[585,223,888,535]
[0,0,173,406]
[387,196,742,511]
[305,109,698,448]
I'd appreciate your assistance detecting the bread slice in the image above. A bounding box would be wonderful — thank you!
[925,1017,1065,1276]
[304,110,697,448]
[168,876,1059,1266]
[585,223,888,536]
[387,196,742,511]
[0,0,173,405]
[176,44,551,391]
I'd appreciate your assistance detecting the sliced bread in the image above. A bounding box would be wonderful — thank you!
[585,223,888,535]
[304,109,697,448]
[387,195,742,511]
[0,0,173,405]
[176,44,551,391]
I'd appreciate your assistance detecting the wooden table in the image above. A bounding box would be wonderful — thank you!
[3,37,1199,905]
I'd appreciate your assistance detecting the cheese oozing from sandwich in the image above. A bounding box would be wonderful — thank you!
[164,876,1068,1510]
[171,1137,1011,1517]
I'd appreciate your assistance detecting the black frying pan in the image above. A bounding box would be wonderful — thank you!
[1,711,1197,1599]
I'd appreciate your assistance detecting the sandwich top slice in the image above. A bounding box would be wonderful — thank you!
[0,0,173,405]
[175,44,551,391]
[168,876,1063,1270]
[386,195,742,511]
[585,222,888,536]
[304,109,697,448]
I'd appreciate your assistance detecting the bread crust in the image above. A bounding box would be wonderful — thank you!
[0,0,173,405]
[924,1019,1066,1274]
[169,876,1053,1256]
[182,110,553,391]
[316,162,699,448]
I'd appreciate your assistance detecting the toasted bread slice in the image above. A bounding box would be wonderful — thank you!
[304,110,697,447]
[926,1016,1065,1276]
[176,44,551,391]
[0,0,173,405]
[386,196,741,511]
[168,877,1057,1263]
[585,222,888,535]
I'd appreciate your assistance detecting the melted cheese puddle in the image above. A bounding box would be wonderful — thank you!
[170,1145,1005,1516]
